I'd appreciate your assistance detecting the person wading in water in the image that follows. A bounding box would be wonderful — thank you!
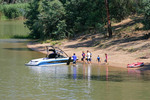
[81,51,86,64]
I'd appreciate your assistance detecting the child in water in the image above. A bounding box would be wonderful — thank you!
[97,55,101,64]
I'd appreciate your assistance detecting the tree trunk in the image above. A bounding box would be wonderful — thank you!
[105,0,112,38]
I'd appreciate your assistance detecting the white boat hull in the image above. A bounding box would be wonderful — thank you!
[25,57,72,66]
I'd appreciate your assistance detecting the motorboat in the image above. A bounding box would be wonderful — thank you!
[127,62,144,68]
[25,46,73,66]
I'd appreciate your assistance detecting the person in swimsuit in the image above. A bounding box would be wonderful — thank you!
[97,55,101,64]
[82,51,85,63]
[105,53,108,63]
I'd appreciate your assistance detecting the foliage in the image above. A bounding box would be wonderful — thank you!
[23,0,150,40]
[0,0,29,4]
[24,0,41,39]
[38,0,66,40]
[0,0,149,40]
[109,0,142,22]
[0,3,28,19]
[142,0,150,30]
[65,0,106,34]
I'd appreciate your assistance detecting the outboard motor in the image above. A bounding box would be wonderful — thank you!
[67,57,71,65]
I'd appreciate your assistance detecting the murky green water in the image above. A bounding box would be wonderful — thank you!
[0,39,150,100]
[0,20,29,38]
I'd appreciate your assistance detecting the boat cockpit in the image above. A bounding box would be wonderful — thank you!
[46,46,68,59]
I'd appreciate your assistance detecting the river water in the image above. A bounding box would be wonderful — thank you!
[0,21,150,100]
[0,39,150,100]
[0,20,29,38]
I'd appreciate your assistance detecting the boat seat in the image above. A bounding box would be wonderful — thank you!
[48,53,57,58]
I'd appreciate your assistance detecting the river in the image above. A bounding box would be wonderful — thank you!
[0,39,150,100]
[0,20,29,38]
[0,21,150,100]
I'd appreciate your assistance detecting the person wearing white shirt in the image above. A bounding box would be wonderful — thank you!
[87,50,91,64]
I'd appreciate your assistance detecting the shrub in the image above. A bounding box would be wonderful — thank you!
[142,0,150,30]
[0,3,28,19]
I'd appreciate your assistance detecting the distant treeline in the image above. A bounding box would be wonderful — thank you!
[0,0,29,4]
[0,3,28,19]
[0,0,29,19]
[0,0,150,40]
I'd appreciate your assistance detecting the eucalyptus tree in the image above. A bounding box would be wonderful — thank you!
[105,0,112,38]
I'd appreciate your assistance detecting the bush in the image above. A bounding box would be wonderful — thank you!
[0,3,28,19]
[142,0,150,30]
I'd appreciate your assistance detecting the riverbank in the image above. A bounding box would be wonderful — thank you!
[27,16,150,68]
[27,35,150,68]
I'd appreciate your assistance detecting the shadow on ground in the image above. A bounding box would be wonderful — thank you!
[97,33,150,49]
[65,16,150,52]
[65,33,150,50]
[112,16,144,31]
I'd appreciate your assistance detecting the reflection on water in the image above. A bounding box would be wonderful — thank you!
[0,20,29,38]
[27,64,113,82]
[28,65,69,79]
[26,63,150,100]
[26,63,150,83]
[73,65,77,80]
[0,39,150,100]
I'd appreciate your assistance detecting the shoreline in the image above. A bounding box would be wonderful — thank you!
[27,41,150,68]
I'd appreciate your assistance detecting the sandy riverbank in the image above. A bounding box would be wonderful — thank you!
[27,37,150,68]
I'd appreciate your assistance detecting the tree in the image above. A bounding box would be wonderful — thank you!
[24,0,41,39]
[24,0,148,40]
[38,0,66,39]
[142,0,150,30]
[105,0,112,38]
[1,0,29,4]
[65,0,106,35]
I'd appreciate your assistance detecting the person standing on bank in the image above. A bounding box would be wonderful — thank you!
[105,53,108,63]
[97,55,101,64]
[87,50,91,64]
[72,53,77,65]
[89,51,92,63]
[81,51,86,64]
